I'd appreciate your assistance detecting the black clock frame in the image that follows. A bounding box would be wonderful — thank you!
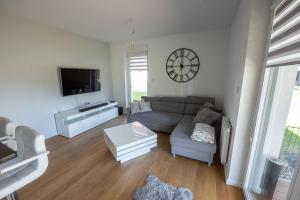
[165,48,200,83]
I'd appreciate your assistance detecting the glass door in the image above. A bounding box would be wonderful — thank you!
[244,0,300,198]
[245,66,300,200]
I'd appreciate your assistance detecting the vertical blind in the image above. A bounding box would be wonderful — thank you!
[128,52,148,70]
[266,0,300,67]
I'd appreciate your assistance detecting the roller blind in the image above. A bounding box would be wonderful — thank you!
[128,52,148,70]
[266,0,300,67]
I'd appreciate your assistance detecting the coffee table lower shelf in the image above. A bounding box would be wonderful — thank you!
[104,134,157,163]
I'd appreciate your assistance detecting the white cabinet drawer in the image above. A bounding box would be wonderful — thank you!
[66,107,118,138]
[68,121,89,137]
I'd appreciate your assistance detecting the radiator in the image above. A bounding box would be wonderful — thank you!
[220,116,231,165]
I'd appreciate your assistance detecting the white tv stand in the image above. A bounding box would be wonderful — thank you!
[55,101,118,138]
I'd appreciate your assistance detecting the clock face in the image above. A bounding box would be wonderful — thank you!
[166,48,200,83]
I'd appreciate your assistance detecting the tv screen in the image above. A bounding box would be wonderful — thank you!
[59,68,101,96]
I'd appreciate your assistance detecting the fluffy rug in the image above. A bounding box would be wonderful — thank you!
[134,175,193,200]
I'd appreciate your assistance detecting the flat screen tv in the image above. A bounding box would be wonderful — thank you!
[59,68,101,96]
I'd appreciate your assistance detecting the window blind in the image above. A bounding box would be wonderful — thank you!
[266,0,300,67]
[128,52,148,70]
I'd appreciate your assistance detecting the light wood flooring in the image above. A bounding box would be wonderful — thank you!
[18,116,243,200]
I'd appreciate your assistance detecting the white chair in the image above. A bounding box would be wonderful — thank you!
[0,126,49,200]
[0,118,16,150]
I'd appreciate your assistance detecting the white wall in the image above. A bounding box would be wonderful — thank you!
[111,30,229,108]
[0,14,113,138]
[223,0,271,186]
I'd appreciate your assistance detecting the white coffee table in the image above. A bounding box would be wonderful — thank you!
[104,122,157,163]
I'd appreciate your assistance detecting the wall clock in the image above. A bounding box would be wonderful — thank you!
[166,48,200,83]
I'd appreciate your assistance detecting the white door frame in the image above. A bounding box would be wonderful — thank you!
[243,5,275,193]
[243,0,300,198]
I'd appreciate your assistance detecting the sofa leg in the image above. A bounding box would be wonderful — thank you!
[172,153,176,158]
[208,162,212,167]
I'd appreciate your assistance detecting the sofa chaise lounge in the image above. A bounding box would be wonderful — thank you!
[127,96,221,166]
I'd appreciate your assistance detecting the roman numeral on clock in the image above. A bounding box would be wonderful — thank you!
[168,70,175,76]
[167,65,173,70]
[168,58,175,63]
[190,69,198,74]
[180,49,184,57]
[173,51,179,59]
[173,74,178,81]
[186,50,191,58]
[190,56,198,62]
[185,74,190,80]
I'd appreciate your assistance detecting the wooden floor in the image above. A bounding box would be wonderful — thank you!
[18,116,243,200]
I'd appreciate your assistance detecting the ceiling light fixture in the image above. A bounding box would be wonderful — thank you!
[128,18,135,50]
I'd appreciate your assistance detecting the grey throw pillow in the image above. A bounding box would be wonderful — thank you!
[199,102,223,113]
[202,102,215,109]
[193,107,221,125]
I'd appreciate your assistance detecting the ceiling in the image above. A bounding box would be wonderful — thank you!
[0,0,240,42]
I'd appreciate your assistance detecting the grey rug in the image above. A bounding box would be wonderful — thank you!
[134,175,193,200]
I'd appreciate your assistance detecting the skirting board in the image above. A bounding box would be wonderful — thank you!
[224,164,243,188]
[226,178,243,188]
[46,132,58,139]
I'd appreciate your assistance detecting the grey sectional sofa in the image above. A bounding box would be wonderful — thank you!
[127,96,221,166]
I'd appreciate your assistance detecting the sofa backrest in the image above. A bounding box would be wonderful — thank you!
[142,96,161,111]
[185,96,215,115]
[142,96,186,114]
[160,97,186,114]
[142,96,215,115]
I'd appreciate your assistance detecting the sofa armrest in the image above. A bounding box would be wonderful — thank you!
[126,107,131,123]
[126,107,131,115]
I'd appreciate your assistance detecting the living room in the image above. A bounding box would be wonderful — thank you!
[1,0,300,199]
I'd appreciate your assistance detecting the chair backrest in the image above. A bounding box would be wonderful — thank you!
[0,117,16,150]
[15,126,48,170]
[0,126,48,199]
[0,117,15,138]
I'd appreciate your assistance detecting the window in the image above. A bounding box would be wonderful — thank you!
[127,52,148,102]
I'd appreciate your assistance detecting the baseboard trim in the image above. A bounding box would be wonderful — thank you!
[46,132,57,139]
[226,178,243,188]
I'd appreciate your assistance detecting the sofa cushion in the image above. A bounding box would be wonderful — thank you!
[128,111,183,133]
[160,97,186,103]
[186,96,215,104]
[149,101,161,111]
[142,96,186,113]
[170,115,216,154]
[142,96,161,102]
[142,97,161,111]
[160,101,185,114]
